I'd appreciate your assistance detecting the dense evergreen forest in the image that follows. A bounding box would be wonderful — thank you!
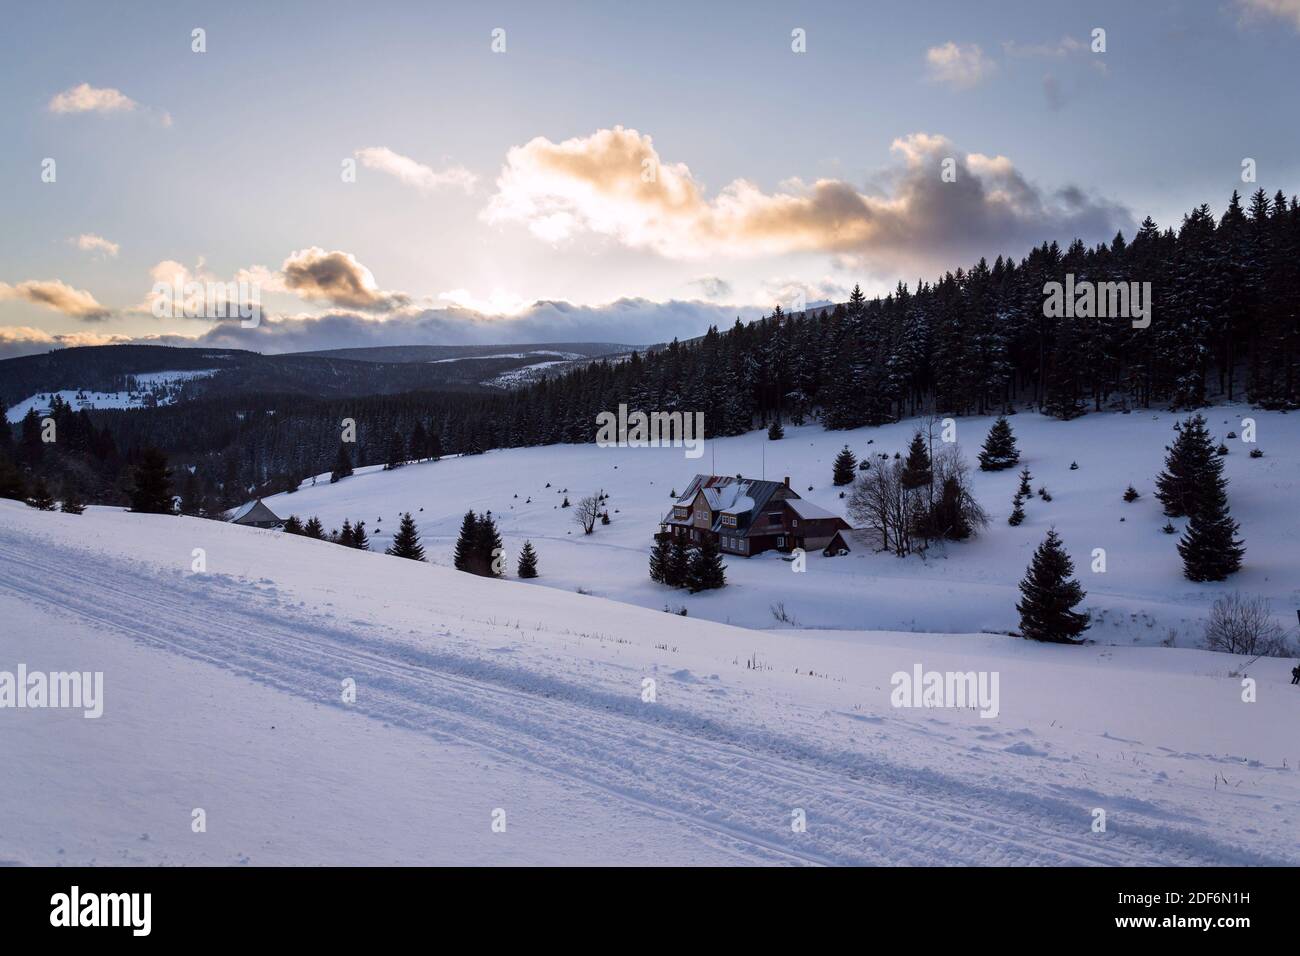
[2,187,1296,513]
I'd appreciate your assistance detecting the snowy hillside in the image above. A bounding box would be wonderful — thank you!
[4,369,218,422]
[2,500,1297,866]
[268,404,1300,648]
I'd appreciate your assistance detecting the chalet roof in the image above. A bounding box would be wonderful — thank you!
[786,497,840,521]
[228,498,281,525]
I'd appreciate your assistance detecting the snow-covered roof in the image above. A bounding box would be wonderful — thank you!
[703,483,755,514]
[786,498,839,521]
[228,500,259,522]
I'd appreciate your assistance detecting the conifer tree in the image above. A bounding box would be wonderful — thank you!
[1155,415,1215,518]
[687,533,727,592]
[1017,466,1033,497]
[180,470,203,516]
[832,446,857,486]
[666,538,691,589]
[1008,491,1025,526]
[1016,528,1090,643]
[351,520,370,550]
[900,432,932,490]
[473,512,503,577]
[282,514,303,534]
[28,476,55,511]
[453,511,477,572]
[0,458,26,501]
[303,516,325,539]
[517,540,539,578]
[338,519,355,548]
[648,537,671,583]
[767,418,784,440]
[386,512,426,561]
[1177,459,1244,581]
[978,416,1020,471]
[330,443,354,483]
[58,481,85,515]
[383,431,406,470]
[130,447,173,514]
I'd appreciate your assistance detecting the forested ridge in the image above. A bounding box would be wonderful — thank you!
[2,187,1296,511]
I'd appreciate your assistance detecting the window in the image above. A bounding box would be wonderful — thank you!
[722,514,737,527]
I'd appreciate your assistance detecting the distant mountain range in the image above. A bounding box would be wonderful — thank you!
[0,342,636,411]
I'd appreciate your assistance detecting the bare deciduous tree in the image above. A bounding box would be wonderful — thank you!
[1203,592,1290,657]
[573,492,602,534]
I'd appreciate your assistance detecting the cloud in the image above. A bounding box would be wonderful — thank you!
[1236,0,1300,30]
[688,275,733,300]
[482,126,1132,275]
[355,147,477,193]
[0,280,111,321]
[0,326,131,360]
[925,42,997,90]
[69,233,120,258]
[280,248,410,313]
[48,83,137,115]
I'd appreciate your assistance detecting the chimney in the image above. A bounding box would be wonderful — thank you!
[783,476,790,488]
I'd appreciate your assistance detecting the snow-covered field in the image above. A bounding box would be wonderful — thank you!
[5,369,218,422]
[2,500,1297,866]
[270,403,1300,647]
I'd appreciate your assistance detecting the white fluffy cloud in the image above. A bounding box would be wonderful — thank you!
[355,147,477,194]
[482,126,1131,273]
[925,42,997,90]
[0,326,132,359]
[0,279,111,321]
[48,83,137,114]
[70,233,120,257]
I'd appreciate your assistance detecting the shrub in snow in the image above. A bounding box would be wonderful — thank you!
[1162,521,1176,535]
[1123,486,1140,502]
[1216,443,1229,456]
[1250,448,1263,458]
[1203,592,1289,657]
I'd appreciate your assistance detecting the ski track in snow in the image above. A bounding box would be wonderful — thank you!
[0,526,1285,867]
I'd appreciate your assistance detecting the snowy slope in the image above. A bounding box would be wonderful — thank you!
[1,500,1297,866]
[5,369,218,422]
[269,404,1300,646]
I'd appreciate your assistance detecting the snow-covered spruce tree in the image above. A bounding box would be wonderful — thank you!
[1177,459,1245,581]
[1017,466,1033,497]
[281,514,303,534]
[1016,528,1090,643]
[687,534,727,592]
[666,538,691,589]
[351,520,370,551]
[28,476,55,511]
[648,537,670,583]
[330,443,353,483]
[337,519,355,547]
[1008,491,1026,526]
[453,511,477,572]
[59,481,85,515]
[386,512,426,561]
[517,540,539,578]
[832,446,858,486]
[1155,414,1215,518]
[129,447,173,514]
[1123,485,1140,502]
[302,516,325,540]
[767,418,784,440]
[978,416,1020,471]
[900,432,932,491]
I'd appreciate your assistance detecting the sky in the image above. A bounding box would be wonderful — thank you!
[2,0,1299,358]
